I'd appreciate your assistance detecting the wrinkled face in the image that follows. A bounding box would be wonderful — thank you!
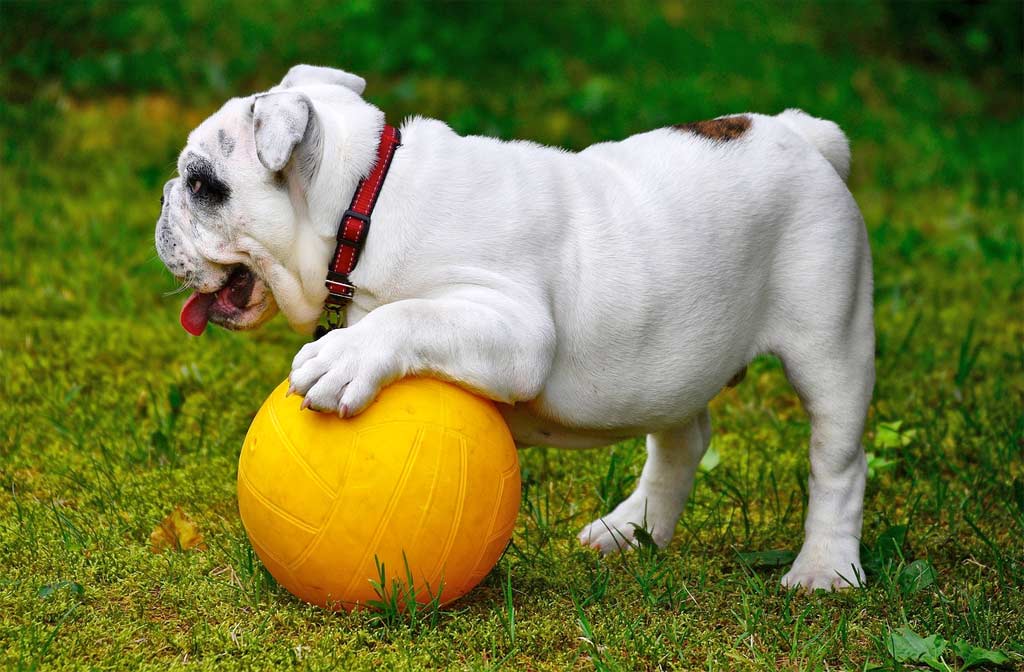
[156,97,287,334]
[155,65,375,336]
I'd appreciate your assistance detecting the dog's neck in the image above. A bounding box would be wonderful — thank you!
[291,96,385,306]
[307,98,386,241]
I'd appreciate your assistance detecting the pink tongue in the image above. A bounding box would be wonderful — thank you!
[180,292,217,336]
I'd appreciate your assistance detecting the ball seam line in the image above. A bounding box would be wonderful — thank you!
[238,468,321,536]
[337,426,427,599]
[401,427,444,575]
[424,431,468,590]
[471,455,507,575]
[283,430,361,572]
[268,393,338,498]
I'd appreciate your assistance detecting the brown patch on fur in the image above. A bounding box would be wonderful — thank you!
[726,367,747,388]
[674,115,751,142]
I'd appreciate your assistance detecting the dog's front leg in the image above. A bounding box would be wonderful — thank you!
[288,296,554,416]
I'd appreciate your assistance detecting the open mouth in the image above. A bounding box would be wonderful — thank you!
[179,265,259,335]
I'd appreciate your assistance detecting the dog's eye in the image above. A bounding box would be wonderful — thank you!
[183,159,229,204]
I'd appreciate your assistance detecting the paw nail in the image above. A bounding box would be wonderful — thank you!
[286,385,295,397]
[301,397,311,410]
[339,404,349,419]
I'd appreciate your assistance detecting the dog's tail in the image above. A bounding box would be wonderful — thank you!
[776,109,851,182]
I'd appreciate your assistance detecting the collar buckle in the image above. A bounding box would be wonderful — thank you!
[342,209,371,227]
[325,271,356,305]
[318,272,354,338]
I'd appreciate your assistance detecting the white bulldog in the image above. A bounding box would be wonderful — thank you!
[156,65,874,590]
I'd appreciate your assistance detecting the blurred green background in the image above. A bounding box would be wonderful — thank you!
[1,2,1022,670]
[3,0,1022,174]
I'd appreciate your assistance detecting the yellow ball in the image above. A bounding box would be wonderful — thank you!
[237,377,520,610]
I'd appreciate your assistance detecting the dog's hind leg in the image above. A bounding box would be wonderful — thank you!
[776,246,875,591]
[578,409,711,553]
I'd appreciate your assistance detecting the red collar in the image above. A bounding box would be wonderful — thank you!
[317,123,401,337]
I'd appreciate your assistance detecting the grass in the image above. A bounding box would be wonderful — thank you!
[1,2,1022,670]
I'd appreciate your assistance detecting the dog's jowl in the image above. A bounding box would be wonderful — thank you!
[156,64,873,591]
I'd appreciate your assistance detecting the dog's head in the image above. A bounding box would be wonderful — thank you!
[155,65,383,335]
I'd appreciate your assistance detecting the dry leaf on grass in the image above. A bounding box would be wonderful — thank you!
[149,506,206,553]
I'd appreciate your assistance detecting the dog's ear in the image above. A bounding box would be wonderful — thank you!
[252,92,320,175]
[279,64,366,96]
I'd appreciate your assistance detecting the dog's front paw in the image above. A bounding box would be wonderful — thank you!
[577,491,678,554]
[288,328,403,417]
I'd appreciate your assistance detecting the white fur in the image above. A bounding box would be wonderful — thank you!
[776,108,851,181]
[158,66,875,591]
